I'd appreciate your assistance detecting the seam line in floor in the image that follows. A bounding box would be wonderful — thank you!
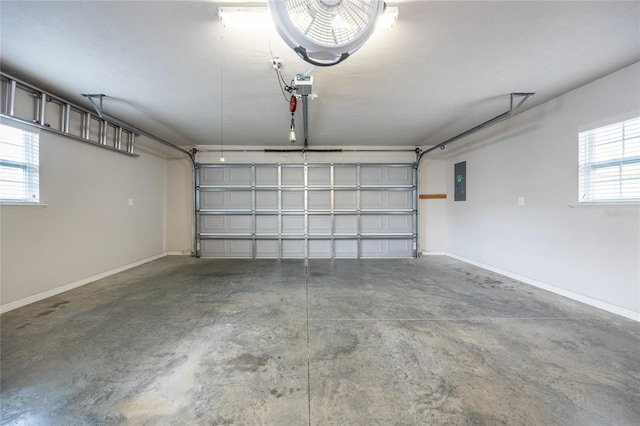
[305,259,311,426]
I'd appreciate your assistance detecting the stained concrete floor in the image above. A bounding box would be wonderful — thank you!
[1,256,639,425]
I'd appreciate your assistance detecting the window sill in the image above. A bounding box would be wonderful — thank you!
[568,202,640,208]
[0,202,48,208]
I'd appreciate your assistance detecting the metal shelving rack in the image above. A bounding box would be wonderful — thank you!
[1,72,137,157]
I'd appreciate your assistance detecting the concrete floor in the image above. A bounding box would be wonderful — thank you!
[1,256,639,425]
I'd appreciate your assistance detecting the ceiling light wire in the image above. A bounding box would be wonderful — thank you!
[275,68,291,103]
[269,40,293,103]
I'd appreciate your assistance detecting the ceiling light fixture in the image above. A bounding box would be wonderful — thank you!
[218,6,270,29]
[378,6,399,28]
[217,4,398,31]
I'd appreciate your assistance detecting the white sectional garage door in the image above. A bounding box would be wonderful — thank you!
[196,163,417,258]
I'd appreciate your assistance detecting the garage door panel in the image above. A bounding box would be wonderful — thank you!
[256,216,278,235]
[335,240,358,258]
[200,192,224,209]
[334,166,357,185]
[200,215,252,234]
[282,191,304,210]
[201,166,252,186]
[256,166,278,186]
[360,191,384,209]
[387,239,413,257]
[282,240,305,258]
[361,239,413,258]
[334,215,357,234]
[201,239,252,258]
[388,215,413,233]
[309,240,331,258]
[361,165,413,186]
[256,240,278,258]
[388,166,413,185]
[201,168,223,185]
[256,191,278,210]
[282,167,304,186]
[361,190,412,210]
[308,191,330,210]
[388,191,413,208]
[201,239,224,257]
[309,215,331,235]
[201,191,252,210]
[201,216,224,233]
[361,215,383,233]
[229,167,252,185]
[334,191,357,210]
[360,166,384,185]
[282,215,305,234]
[361,215,413,234]
[361,239,383,257]
[308,166,330,186]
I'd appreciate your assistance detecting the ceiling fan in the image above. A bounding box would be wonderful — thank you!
[268,0,386,67]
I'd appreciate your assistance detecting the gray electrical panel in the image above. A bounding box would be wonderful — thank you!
[454,161,466,201]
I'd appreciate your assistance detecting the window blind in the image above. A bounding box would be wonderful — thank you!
[0,123,40,203]
[579,116,640,202]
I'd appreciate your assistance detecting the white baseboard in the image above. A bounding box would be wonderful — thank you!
[167,250,193,256]
[0,253,167,314]
[420,251,447,256]
[446,253,640,322]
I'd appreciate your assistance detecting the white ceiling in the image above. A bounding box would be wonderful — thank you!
[1,1,639,151]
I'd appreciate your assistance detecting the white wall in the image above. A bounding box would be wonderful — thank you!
[166,157,193,254]
[0,131,168,309]
[418,158,448,254]
[444,62,640,318]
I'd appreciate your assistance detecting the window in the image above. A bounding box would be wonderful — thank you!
[579,115,640,203]
[0,123,40,203]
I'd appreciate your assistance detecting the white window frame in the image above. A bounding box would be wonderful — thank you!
[0,122,40,204]
[578,113,640,204]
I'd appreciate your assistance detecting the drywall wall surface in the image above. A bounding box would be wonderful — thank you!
[1,132,167,305]
[446,62,640,313]
[419,158,447,253]
[166,157,194,254]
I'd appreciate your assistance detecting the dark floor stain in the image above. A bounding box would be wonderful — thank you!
[49,301,69,309]
[269,388,284,398]
[164,355,188,370]
[212,416,234,425]
[224,354,269,372]
[316,333,359,360]
[16,322,31,330]
[35,310,54,317]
